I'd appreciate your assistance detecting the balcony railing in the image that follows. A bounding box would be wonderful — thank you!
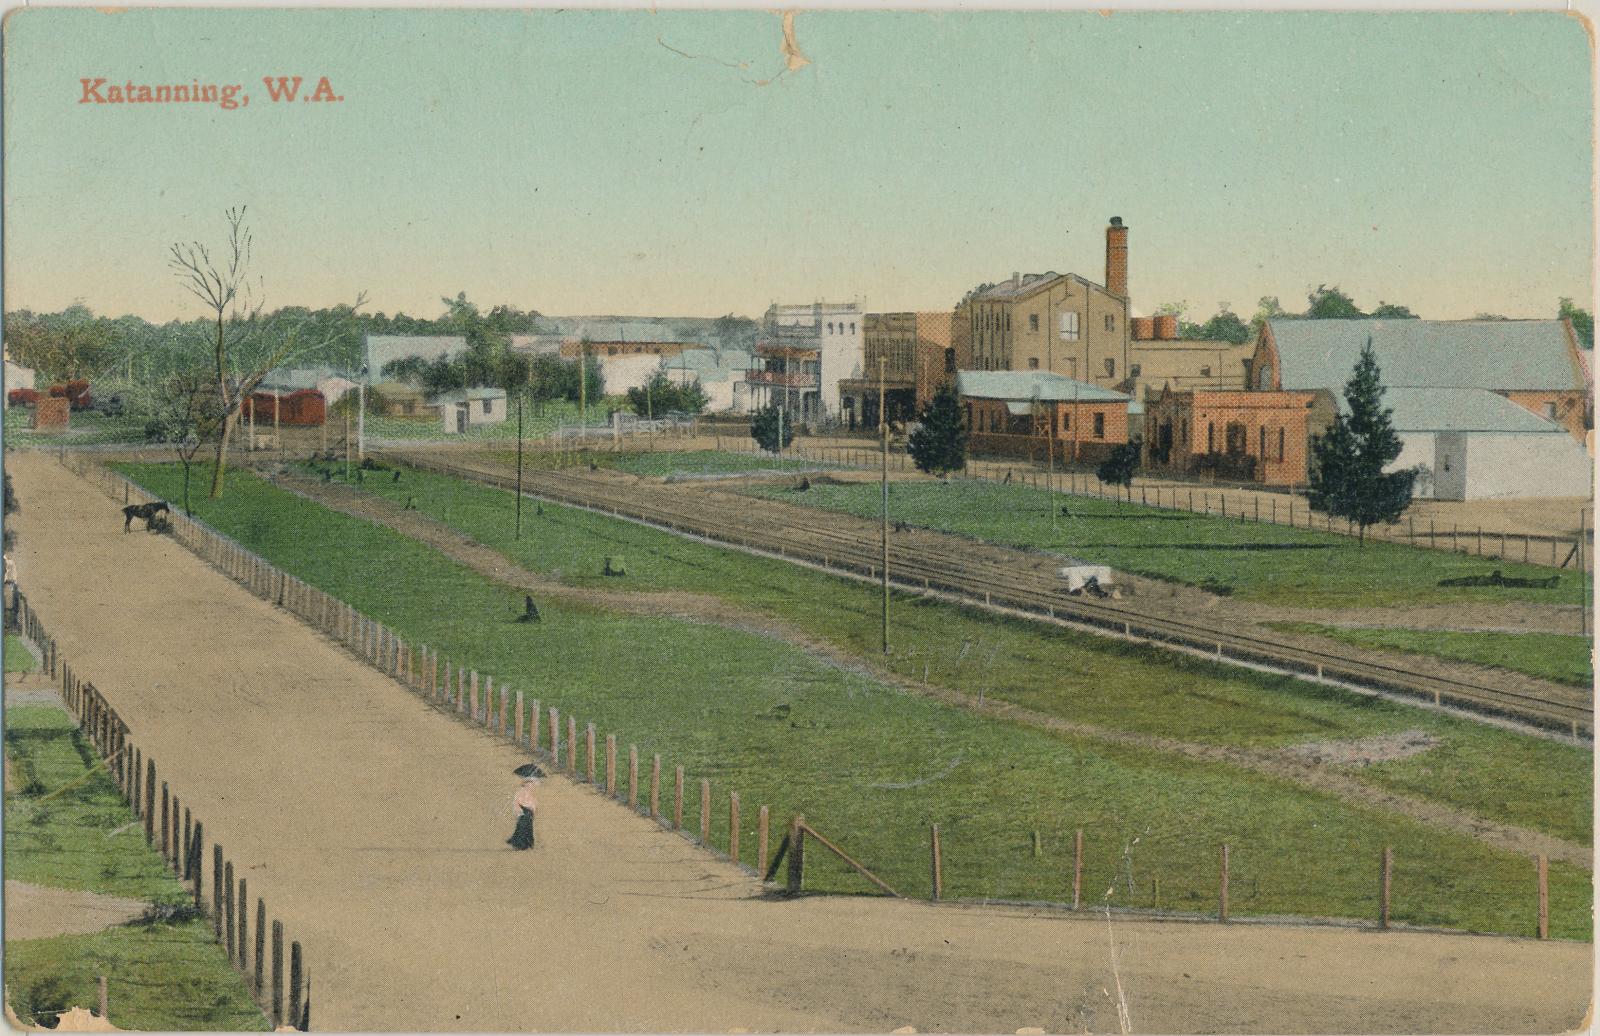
[746,370,820,389]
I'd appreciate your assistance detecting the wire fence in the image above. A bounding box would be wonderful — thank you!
[6,588,312,1031]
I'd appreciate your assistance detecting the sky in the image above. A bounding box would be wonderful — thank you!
[2,8,1594,324]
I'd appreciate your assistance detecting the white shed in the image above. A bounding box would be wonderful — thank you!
[430,388,508,434]
[1379,388,1592,501]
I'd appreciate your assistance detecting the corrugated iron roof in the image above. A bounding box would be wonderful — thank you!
[956,370,1130,403]
[1352,387,1568,434]
[1268,319,1581,392]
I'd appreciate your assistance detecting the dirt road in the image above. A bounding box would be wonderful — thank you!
[6,452,1591,1034]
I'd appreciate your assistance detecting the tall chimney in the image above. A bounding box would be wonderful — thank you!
[1105,217,1128,298]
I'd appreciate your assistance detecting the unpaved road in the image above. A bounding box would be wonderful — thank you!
[6,453,1592,1034]
[4,881,149,940]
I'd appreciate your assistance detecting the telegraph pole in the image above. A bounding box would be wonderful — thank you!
[515,390,525,540]
[879,356,889,656]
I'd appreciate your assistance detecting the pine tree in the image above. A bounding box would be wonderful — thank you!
[749,405,795,454]
[907,384,968,476]
[1308,340,1415,543]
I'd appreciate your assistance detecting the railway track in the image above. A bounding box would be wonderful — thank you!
[380,449,1593,739]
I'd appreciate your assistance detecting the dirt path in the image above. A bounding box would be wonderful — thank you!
[6,452,1590,1034]
[272,471,1592,868]
[4,881,149,941]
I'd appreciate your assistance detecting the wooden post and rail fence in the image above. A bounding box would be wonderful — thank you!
[6,589,312,1031]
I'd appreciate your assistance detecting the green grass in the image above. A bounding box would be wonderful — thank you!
[3,406,146,446]
[5,921,269,1031]
[480,447,844,479]
[1269,623,1594,688]
[4,706,190,903]
[305,461,1593,845]
[113,462,1594,938]
[741,479,1585,609]
[4,705,267,1030]
[6,632,39,672]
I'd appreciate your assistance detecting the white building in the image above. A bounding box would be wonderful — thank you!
[430,387,508,434]
[661,349,753,413]
[1383,387,1592,501]
[757,301,864,422]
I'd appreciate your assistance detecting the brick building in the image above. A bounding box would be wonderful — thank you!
[1143,387,1325,486]
[960,218,1132,389]
[957,370,1133,464]
[839,311,955,429]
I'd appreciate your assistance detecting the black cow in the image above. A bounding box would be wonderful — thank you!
[122,500,170,533]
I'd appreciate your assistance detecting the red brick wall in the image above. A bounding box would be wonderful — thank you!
[1144,389,1314,486]
[31,396,69,430]
[1502,390,1589,441]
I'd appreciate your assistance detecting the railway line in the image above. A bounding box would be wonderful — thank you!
[380,448,1593,739]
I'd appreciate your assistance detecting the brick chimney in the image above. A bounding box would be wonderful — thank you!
[1105,217,1128,298]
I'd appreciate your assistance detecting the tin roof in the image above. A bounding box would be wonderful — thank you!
[957,370,1130,404]
[1267,319,1582,392]
[1358,387,1570,434]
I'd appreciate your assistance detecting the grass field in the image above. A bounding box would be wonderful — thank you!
[310,461,1593,845]
[1270,623,1593,688]
[741,478,1585,609]
[114,462,1593,938]
[480,447,843,479]
[6,632,39,672]
[363,397,617,443]
[3,705,267,1030]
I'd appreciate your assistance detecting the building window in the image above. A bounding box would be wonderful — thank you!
[1104,314,1115,332]
[1093,412,1105,439]
[1104,358,1115,378]
[1062,412,1070,431]
[1277,427,1285,462]
[1060,311,1080,341]
[944,348,956,374]
[850,322,856,334]
[1200,366,1211,378]
[1259,426,1267,458]
[1028,357,1039,370]
[1207,421,1215,452]
[1029,314,1040,332]
[827,322,834,334]
[1130,364,1142,377]
[482,399,492,415]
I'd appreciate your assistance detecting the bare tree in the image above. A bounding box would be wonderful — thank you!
[168,206,365,499]
[138,371,222,517]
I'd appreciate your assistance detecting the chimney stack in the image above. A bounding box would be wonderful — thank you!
[1105,217,1128,299]
[1012,271,1021,288]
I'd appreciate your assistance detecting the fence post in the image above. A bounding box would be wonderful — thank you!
[500,684,510,735]
[629,746,639,808]
[470,671,479,722]
[271,921,284,1029]
[224,861,236,959]
[144,759,156,843]
[1379,847,1392,929]
[1072,828,1083,910]
[1537,854,1549,940]
[931,823,943,902]
[644,757,659,818]
[586,724,596,784]
[169,796,181,874]
[758,806,770,877]
[213,844,224,936]
[97,975,108,1021]
[238,878,249,970]
[183,811,193,881]
[729,792,740,862]
[567,715,577,772]
[160,783,170,862]
[672,764,682,827]
[531,700,541,752]
[254,900,266,993]
[700,779,711,845]
[289,942,303,1031]
[606,735,617,797]
[787,816,805,894]
[548,708,559,761]
[1220,844,1231,922]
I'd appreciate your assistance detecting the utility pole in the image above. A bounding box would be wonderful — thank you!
[879,356,889,656]
[1047,393,1056,532]
[343,410,350,480]
[515,390,524,540]
[579,342,587,429]
[356,365,368,461]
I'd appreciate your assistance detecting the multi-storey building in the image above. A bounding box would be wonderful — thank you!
[747,301,864,423]
[839,311,955,430]
[961,218,1132,389]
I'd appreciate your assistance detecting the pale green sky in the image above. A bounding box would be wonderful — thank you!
[3,8,1593,322]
